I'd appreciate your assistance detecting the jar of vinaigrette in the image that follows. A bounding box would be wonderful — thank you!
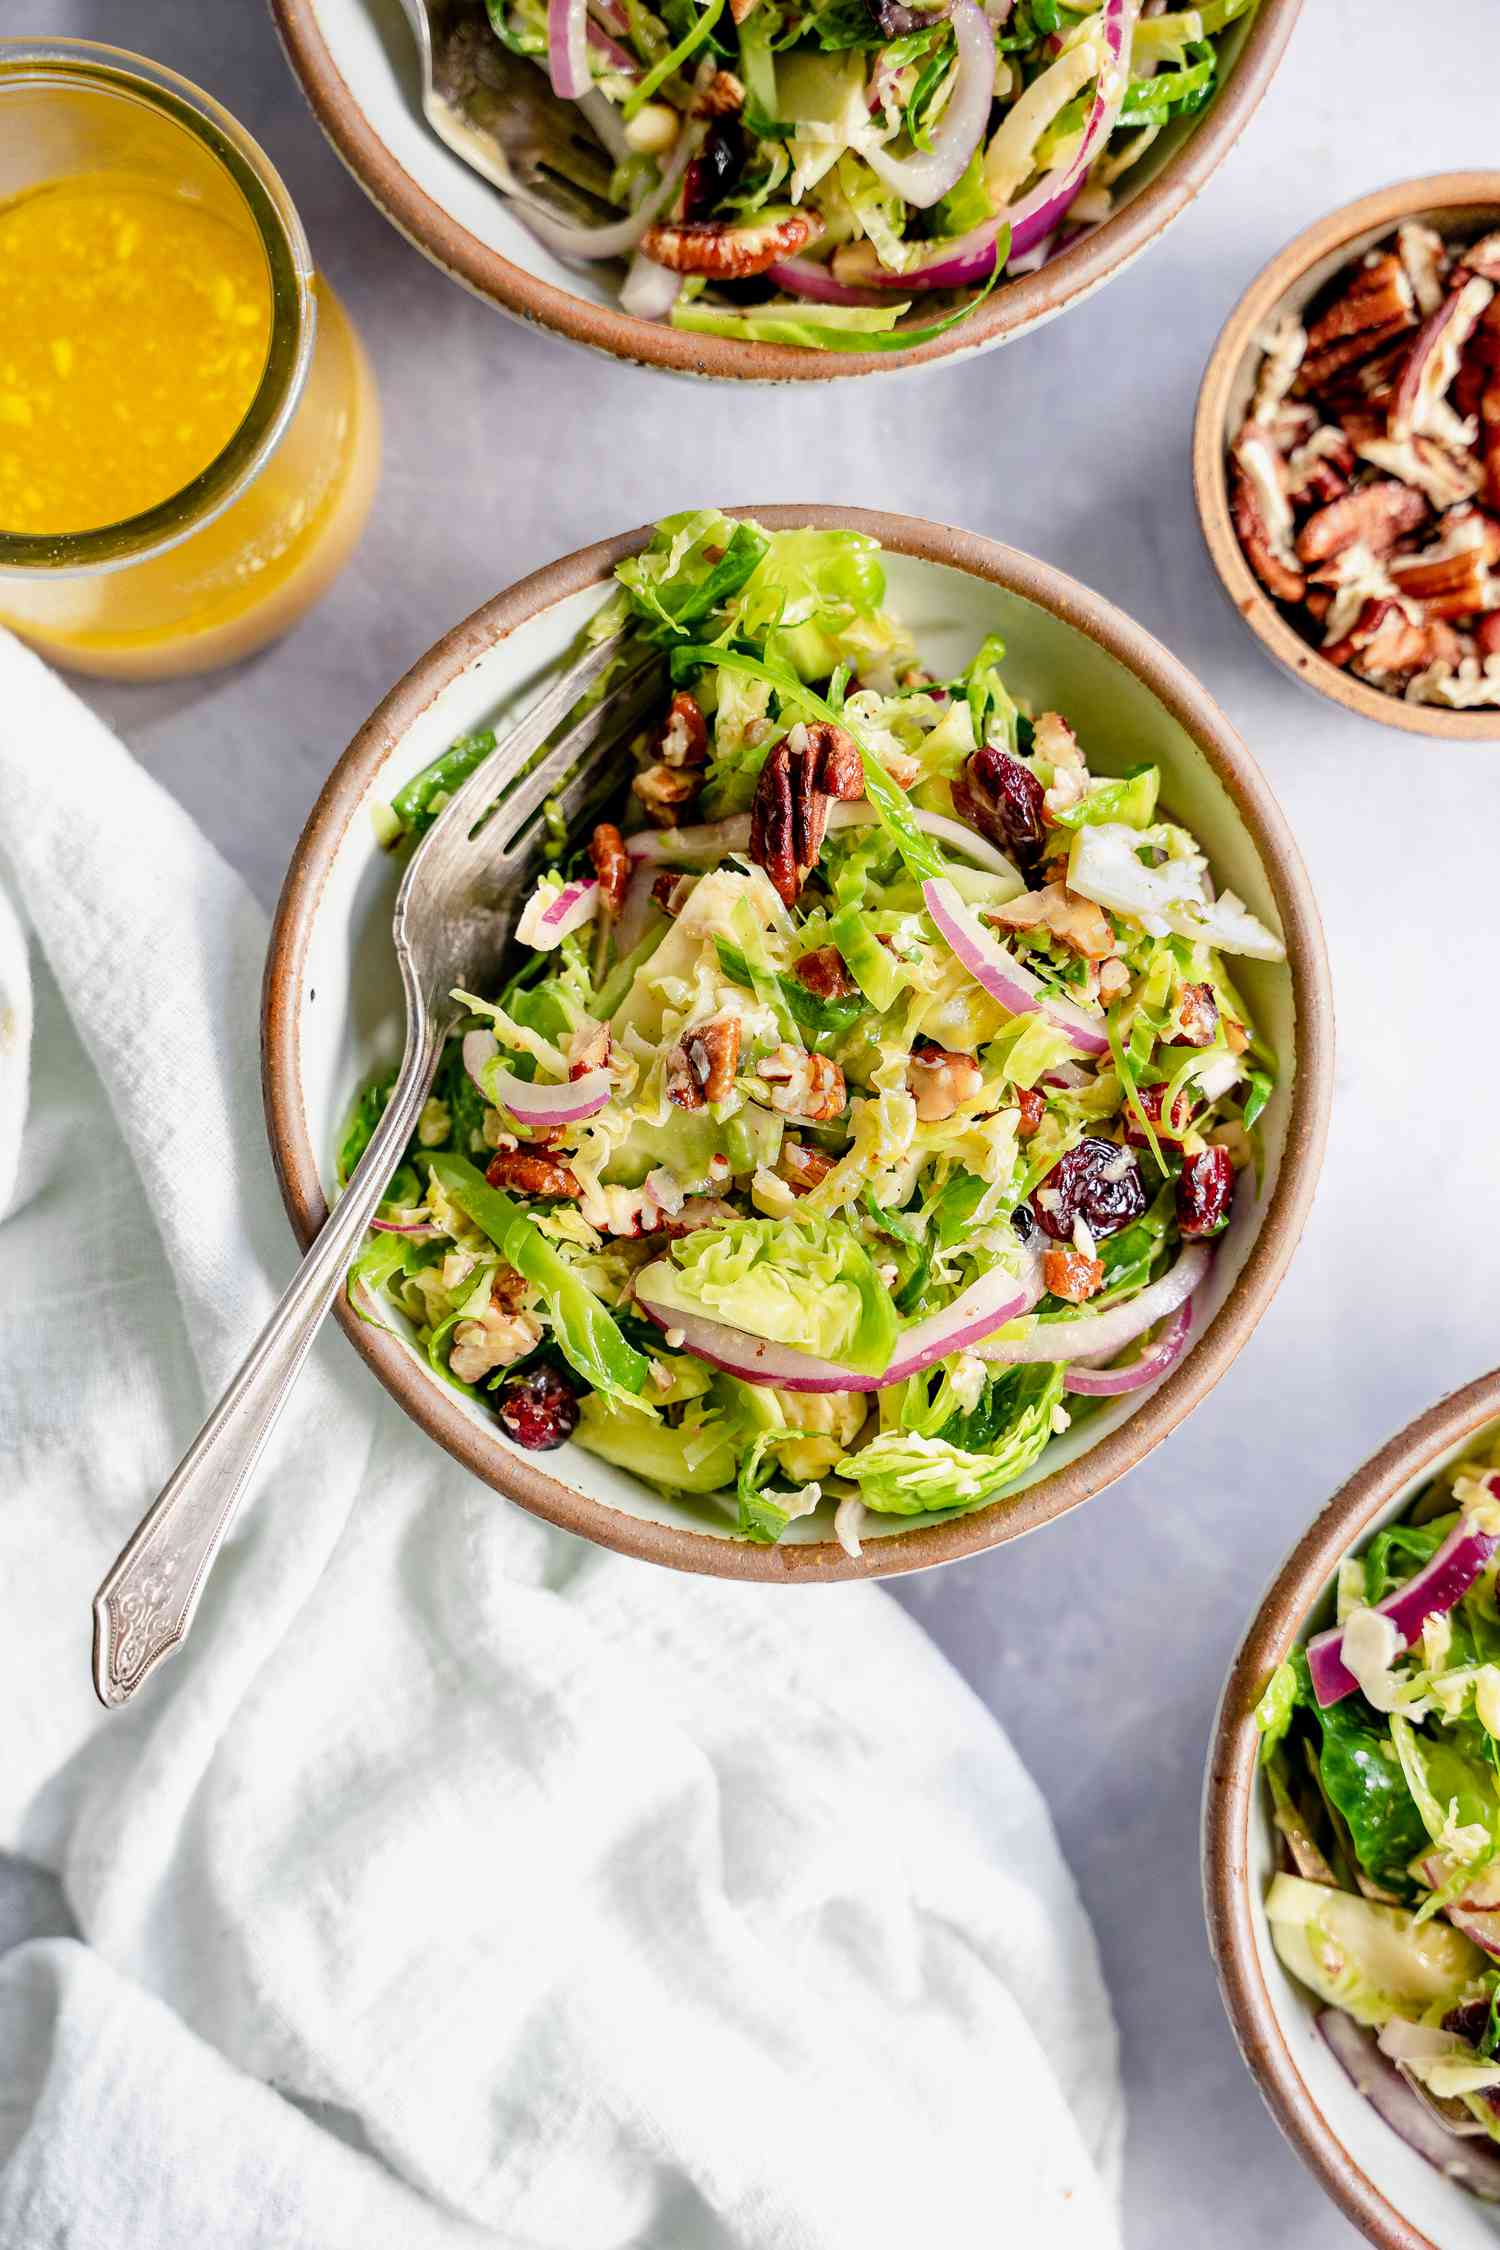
[0,41,380,679]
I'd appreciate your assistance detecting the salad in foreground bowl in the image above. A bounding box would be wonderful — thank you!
[452,0,1257,352]
[1256,1426,1500,2201]
[342,510,1283,1550]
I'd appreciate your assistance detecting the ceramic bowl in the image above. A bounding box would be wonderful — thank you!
[269,0,1301,381]
[261,504,1332,1579]
[1205,1370,1500,2248]
[1194,172,1500,743]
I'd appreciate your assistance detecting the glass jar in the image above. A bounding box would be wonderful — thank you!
[0,39,380,680]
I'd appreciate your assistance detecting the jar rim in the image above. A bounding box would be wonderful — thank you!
[0,39,316,577]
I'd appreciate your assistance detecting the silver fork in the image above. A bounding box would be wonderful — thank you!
[393,0,619,225]
[91,622,663,1709]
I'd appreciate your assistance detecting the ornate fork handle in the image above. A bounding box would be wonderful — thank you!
[91,1014,446,1708]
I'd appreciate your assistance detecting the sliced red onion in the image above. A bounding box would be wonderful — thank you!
[547,0,590,100]
[1318,2010,1500,2197]
[492,1064,612,1127]
[1307,1517,1500,1708]
[922,876,1110,1056]
[586,19,638,74]
[884,1252,1043,1383]
[587,0,628,32]
[975,1243,1211,1368]
[621,249,681,321]
[633,1289,876,1393]
[520,118,701,263]
[371,1215,441,1239]
[517,873,600,948]
[1063,1294,1195,1396]
[861,0,996,210]
[462,1028,499,1099]
[765,257,891,308]
[835,219,1008,295]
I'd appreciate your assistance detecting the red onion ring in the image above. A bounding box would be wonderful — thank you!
[547,0,590,100]
[922,876,1109,1057]
[862,0,997,210]
[765,257,892,308]
[1318,2011,1500,2197]
[1062,1294,1194,1396]
[492,1064,612,1127]
[371,1216,441,1239]
[1307,1505,1500,1707]
[520,119,703,263]
[976,1243,1211,1367]
[519,874,600,948]
[586,19,639,75]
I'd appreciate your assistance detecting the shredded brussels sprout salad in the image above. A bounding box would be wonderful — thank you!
[1253,1431,1500,2195]
[464,0,1257,351]
[342,511,1283,1550]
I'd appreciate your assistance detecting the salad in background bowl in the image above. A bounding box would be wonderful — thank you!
[269,0,1301,375]
[263,506,1329,1578]
[1207,1374,1500,2248]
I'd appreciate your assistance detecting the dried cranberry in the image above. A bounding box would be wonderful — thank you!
[1177,1146,1235,1239]
[953,745,1047,870]
[1032,1137,1147,1242]
[1010,1201,1037,1244]
[497,1365,580,1451]
[682,122,746,221]
[1444,2000,1493,2048]
[1122,1081,1198,1150]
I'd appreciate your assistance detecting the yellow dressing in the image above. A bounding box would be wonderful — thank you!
[0,175,272,536]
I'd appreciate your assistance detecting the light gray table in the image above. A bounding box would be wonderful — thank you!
[24,1,1500,2241]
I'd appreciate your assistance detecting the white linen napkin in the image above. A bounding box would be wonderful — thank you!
[0,631,1123,2250]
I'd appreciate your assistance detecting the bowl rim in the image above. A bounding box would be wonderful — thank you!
[1193,170,1500,745]
[1203,1365,1500,2250]
[268,0,1302,382]
[261,502,1334,1581]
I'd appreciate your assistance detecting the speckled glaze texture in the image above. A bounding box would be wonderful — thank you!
[262,504,1333,1581]
[269,0,1302,382]
[1204,1368,1500,2250]
[1194,172,1500,744]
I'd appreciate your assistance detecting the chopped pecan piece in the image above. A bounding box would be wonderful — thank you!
[748,720,864,906]
[952,743,1047,868]
[656,690,709,768]
[650,869,697,916]
[694,68,745,117]
[1321,597,1429,675]
[1299,317,1414,398]
[777,1141,836,1193]
[1352,432,1482,509]
[666,1013,741,1109]
[1389,276,1495,442]
[1013,1085,1046,1140]
[906,1042,983,1123]
[1483,378,1500,510]
[449,1286,544,1384]
[1397,221,1449,315]
[1295,479,1429,565]
[1043,1244,1105,1304]
[756,1045,846,1121]
[632,761,702,826]
[567,1020,610,1078]
[1304,252,1415,358]
[986,879,1114,961]
[641,206,822,279]
[1172,981,1219,1047]
[660,1194,740,1236]
[1390,530,1493,619]
[485,1149,581,1198]
[1284,427,1355,508]
[1230,432,1305,603]
[793,945,856,1000]
[588,821,630,916]
[1459,232,1500,285]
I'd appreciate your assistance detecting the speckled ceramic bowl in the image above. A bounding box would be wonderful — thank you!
[1205,1370,1500,2248]
[1194,172,1500,742]
[262,504,1331,1578]
[270,0,1301,381]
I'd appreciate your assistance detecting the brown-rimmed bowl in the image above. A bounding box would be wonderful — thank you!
[269,0,1301,382]
[1194,172,1500,743]
[261,503,1332,1579]
[1205,1369,1500,2249]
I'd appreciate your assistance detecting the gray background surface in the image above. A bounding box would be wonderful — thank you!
[16,0,1500,2242]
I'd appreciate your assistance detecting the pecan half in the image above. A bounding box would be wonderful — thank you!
[588,821,630,916]
[778,1141,837,1193]
[656,689,709,768]
[1230,439,1305,604]
[1322,598,1431,677]
[793,945,856,1000]
[486,1150,581,1198]
[1389,276,1495,443]
[1390,534,1492,619]
[1043,1244,1105,1304]
[756,1045,846,1121]
[694,69,745,117]
[1295,479,1429,565]
[1298,317,1414,399]
[748,720,864,906]
[633,762,702,826]
[641,206,822,279]
[1305,252,1416,358]
[666,1013,741,1109]
[906,1042,984,1123]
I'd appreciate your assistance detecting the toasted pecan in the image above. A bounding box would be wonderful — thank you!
[1043,1244,1105,1304]
[793,945,856,1000]
[1295,479,1430,565]
[588,821,630,916]
[485,1150,581,1198]
[748,720,864,906]
[641,207,822,279]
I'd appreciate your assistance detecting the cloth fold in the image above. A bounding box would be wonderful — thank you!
[0,631,1122,2250]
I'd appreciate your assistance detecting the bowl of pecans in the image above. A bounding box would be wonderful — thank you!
[1194,174,1500,740]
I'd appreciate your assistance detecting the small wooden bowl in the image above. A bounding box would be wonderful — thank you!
[1205,1369,1500,2249]
[271,0,1301,382]
[1194,173,1500,743]
[262,505,1332,1580]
